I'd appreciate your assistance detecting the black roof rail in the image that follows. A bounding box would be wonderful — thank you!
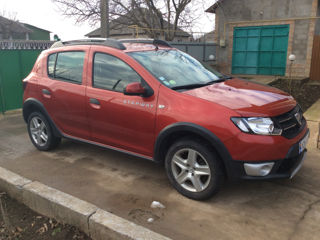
[50,38,126,50]
[119,38,173,48]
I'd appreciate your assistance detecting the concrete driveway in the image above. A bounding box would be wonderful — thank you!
[0,113,320,240]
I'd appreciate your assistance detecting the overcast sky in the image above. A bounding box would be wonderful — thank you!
[0,0,215,40]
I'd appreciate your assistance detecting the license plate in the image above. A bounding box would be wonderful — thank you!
[299,132,309,154]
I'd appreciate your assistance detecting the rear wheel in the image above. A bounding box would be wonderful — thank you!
[27,112,61,151]
[165,139,224,200]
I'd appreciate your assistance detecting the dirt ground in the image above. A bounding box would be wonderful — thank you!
[270,79,320,112]
[0,192,91,240]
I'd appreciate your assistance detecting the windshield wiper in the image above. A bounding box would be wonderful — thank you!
[218,75,233,81]
[171,83,208,90]
[171,76,234,90]
[171,80,222,90]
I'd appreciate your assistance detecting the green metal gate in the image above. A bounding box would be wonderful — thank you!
[0,50,42,113]
[0,40,52,113]
[232,25,289,76]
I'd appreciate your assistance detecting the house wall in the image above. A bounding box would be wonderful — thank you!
[215,0,318,77]
[24,25,50,40]
[10,32,27,40]
[110,33,148,39]
[0,32,26,40]
[28,29,50,41]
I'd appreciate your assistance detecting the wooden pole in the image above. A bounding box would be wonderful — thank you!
[100,0,109,38]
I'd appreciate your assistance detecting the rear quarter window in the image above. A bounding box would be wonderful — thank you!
[47,53,56,77]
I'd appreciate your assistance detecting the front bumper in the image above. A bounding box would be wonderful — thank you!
[227,129,309,180]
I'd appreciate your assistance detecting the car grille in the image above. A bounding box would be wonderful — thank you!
[273,105,306,139]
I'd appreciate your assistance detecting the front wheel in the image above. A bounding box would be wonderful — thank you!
[165,139,224,200]
[27,112,61,151]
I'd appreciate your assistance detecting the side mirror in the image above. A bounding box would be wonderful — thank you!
[124,82,153,97]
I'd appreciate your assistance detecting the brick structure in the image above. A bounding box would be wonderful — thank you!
[206,0,319,78]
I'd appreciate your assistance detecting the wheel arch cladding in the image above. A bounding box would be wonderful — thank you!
[154,122,233,177]
[23,98,62,137]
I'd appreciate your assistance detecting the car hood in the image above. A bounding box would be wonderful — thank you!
[183,78,297,117]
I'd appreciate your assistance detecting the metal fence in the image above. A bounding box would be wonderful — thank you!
[125,25,217,62]
[0,40,53,50]
[0,41,53,113]
[170,42,217,62]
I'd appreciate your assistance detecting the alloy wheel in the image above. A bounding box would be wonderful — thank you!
[29,116,48,147]
[171,148,211,192]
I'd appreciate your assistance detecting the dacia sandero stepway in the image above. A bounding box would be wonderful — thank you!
[22,39,309,200]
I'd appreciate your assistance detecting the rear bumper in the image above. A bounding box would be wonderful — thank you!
[226,129,309,180]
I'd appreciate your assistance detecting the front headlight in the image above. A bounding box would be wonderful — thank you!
[231,117,282,135]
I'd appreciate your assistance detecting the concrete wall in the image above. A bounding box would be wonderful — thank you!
[214,0,318,77]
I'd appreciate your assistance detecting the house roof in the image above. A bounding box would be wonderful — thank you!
[0,16,32,34]
[86,8,190,38]
[22,23,51,33]
[85,20,141,37]
[205,0,224,13]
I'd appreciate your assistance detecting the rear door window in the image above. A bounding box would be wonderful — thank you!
[47,51,85,84]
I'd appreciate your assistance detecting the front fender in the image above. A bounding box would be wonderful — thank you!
[154,122,234,177]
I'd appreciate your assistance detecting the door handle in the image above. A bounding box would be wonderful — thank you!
[42,89,51,95]
[89,98,100,105]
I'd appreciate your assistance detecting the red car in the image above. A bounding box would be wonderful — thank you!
[22,39,309,200]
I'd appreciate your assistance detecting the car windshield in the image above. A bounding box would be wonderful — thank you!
[128,49,226,90]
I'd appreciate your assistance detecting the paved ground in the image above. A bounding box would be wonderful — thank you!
[304,99,320,122]
[0,114,320,240]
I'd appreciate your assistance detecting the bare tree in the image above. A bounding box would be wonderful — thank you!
[52,0,203,41]
[0,10,18,21]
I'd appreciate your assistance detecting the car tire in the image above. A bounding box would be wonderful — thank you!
[165,138,224,200]
[27,112,61,151]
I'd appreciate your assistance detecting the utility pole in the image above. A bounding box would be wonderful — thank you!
[100,0,110,38]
